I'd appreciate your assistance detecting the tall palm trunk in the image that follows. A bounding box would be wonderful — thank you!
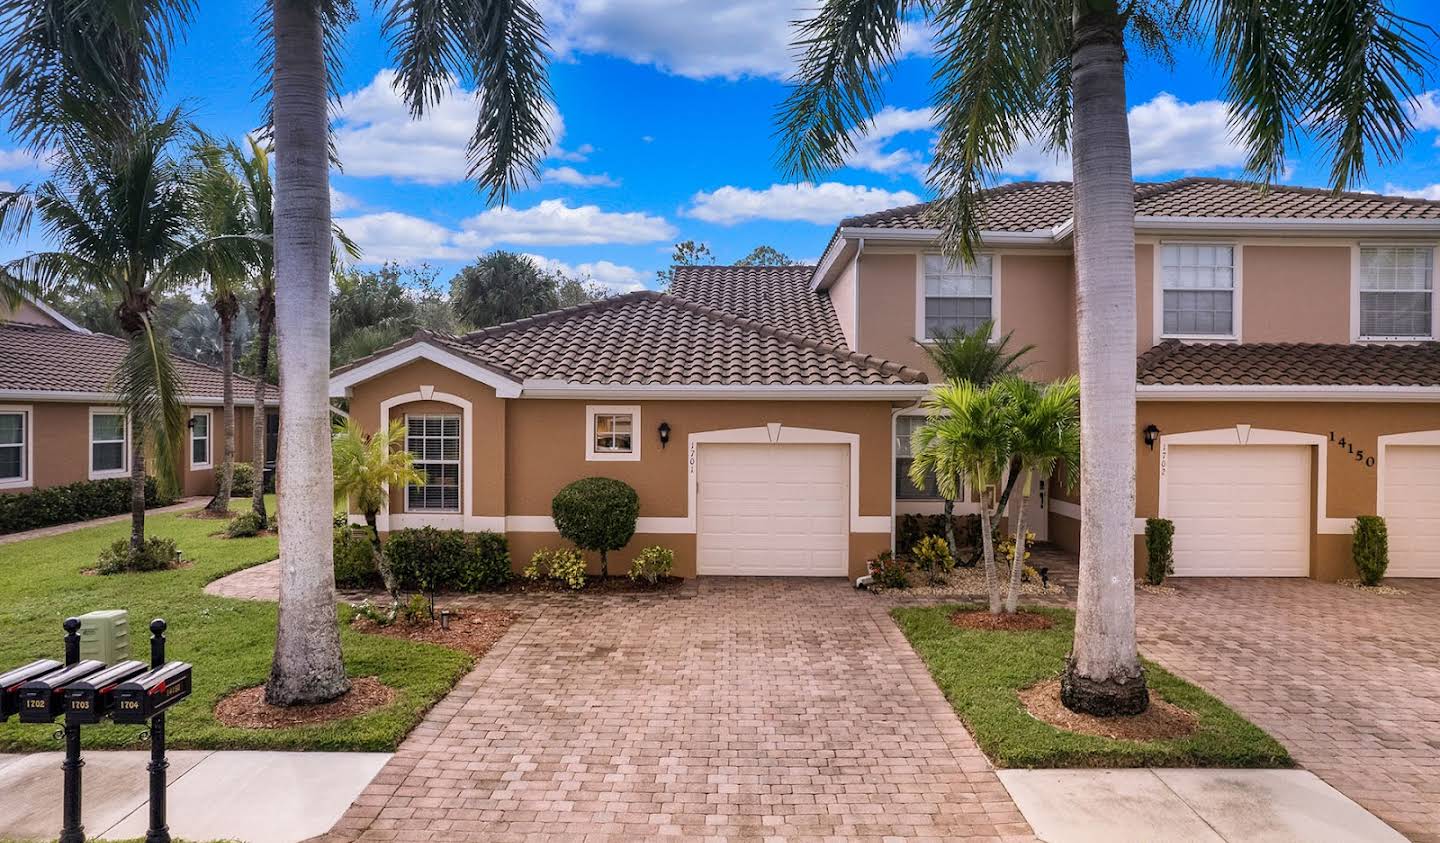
[265,0,349,706]
[1005,470,1031,614]
[1059,1,1148,717]
[251,284,274,526]
[206,294,238,514]
[978,487,1000,613]
[942,492,957,565]
[129,432,146,555]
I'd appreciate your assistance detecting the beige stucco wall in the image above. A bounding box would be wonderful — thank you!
[855,252,931,378]
[829,257,858,347]
[1241,245,1351,343]
[998,254,1072,381]
[0,299,66,329]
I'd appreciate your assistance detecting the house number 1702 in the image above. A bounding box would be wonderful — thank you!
[1329,431,1376,468]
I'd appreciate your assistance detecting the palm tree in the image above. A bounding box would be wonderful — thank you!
[909,381,1012,613]
[0,0,555,706]
[450,251,560,328]
[998,376,1080,613]
[781,0,1430,717]
[0,108,243,558]
[332,418,424,617]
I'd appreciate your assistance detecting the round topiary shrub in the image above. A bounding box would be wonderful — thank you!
[551,477,639,578]
[96,537,181,575]
[225,510,264,538]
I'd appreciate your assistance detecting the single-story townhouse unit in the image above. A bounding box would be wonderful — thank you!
[1,294,278,498]
[330,178,1440,581]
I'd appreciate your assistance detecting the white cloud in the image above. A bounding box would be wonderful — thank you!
[0,149,39,172]
[685,182,921,225]
[455,199,675,248]
[1384,182,1440,201]
[332,69,568,185]
[552,143,593,162]
[337,212,467,262]
[523,253,650,292]
[542,166,619,187]
[846,106,936,177]
[1409,90,1440,134]
[330,188,362,212]
[540,0,928,80]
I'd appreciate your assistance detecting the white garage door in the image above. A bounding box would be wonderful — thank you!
[1384,445,1440,577]
[1166,445,1310,576]
[696,443,849,576]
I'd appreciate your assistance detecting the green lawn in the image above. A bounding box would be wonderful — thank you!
[0,498,471,752]
[892,605,1292,769]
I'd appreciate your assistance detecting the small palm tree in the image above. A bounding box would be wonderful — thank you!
[998,376,1080,613]
[332,418,424,617]
[910,381,1013,614]
[0,107,249,558]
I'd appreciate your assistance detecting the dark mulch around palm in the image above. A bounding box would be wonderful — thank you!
[214,677,397,729]
[950,609,1055,631]
[1020,679,1199,741]
[353,609,517,658]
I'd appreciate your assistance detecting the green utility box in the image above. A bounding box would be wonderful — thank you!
[78,610,130,664]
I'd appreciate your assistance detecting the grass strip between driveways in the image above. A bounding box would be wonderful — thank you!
[0,498,472,752]
[892,604,1293,769]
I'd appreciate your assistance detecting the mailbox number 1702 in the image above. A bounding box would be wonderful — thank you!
[1329,431,1376,468]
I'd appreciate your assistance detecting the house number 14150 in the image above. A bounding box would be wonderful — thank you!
[1329,431,1376,468]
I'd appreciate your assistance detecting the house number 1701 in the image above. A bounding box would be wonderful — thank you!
[1329,431,1376,468]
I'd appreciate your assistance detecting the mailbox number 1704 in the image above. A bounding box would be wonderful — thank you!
[1329,432,1376,468]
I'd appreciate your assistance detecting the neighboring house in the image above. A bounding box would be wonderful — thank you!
[0,294,279,498]
[330,178,1440,581]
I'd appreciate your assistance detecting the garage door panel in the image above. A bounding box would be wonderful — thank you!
[1384,445,1440,577]
[1166,445,1310,577]
[697,443,850,576]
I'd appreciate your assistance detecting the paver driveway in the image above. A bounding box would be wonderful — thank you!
[320,579,1032,842]
[1133,576,1440,843]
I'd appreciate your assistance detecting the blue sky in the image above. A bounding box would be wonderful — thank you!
[3,0,1440,292]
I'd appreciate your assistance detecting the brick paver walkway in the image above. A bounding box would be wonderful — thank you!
[318,579,1033,842]
[1132,576,1440,843]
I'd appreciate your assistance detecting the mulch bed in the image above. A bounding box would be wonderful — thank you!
[186,509,233,520]
[352,609,517,658]
[1336,578,1409,595]
[214,677,397,729]
[950,610,1055,631]
[1019,678,1199,741]
[1137,582,1179,597]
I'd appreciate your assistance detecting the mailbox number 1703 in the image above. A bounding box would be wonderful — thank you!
[1329,431,1376,468]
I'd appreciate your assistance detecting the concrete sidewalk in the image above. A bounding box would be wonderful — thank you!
[0,750,389,843]
[0,498,207,545]
[1000,768,1405,842]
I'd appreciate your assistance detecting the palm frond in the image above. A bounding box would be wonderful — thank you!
[775,0,914,179]
[920,319,1036,385]
[382,0,554,204]
[112,315,188,496]
[332,418,424,517]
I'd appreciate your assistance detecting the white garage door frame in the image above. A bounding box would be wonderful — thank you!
[1377,429,1440,577]
[1158,425,1352,537]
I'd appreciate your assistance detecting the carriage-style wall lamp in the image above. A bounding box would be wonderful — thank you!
[1143,424,1161,450]
[657,421,672,449]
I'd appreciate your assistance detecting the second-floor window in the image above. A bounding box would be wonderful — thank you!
[406,414,461,512]
[895,415,940,500]
[1359,246,1433,340]
[1161,244,1236,338]
[923,254,993,340]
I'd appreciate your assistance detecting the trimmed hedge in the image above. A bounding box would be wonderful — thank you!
[230,462,275,498]
[384,527,513,593]
[1144,517,1175,586]
[334,527,382,589]
[0,477,175,535]
[1352,515,1389,586]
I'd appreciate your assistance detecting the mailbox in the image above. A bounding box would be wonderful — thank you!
[16,660,106,723]
[111,661,192,724]
[65,660,148,725]
[1,659,63,721]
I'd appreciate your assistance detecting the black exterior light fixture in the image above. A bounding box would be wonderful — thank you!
[657,421,672,449]
[1143,423,1161,450]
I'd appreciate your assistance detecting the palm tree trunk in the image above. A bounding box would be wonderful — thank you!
[129,431,146,556]
[1005,480,1030,614]
[978,488,1000,614]
[942,489,958,565]
[1059,0,1149,717]
[363,511,401,620]
[251,284,273,526]
[206,301,236,514]
[264,0,350,707]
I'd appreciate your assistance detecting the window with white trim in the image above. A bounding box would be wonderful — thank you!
[190,411,211,468]
[1359,246,1433,339]
[406,415,461,512]
[922,254,993,339]
[585,405,641,461]
[0,410,26,484]
[90,410,128,476]
[895,415,940,500]
[1161,244,1236,337]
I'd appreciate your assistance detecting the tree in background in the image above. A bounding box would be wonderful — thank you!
[332,262,457,366]
[450,251,558,327]
[553,271,608,308]
[736,245,798,266]
[656,240,716,286]
[781,0,1430,717]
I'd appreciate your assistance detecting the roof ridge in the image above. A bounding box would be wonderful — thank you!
[672,263,818,272]
[0,320,270,388]
[652,293,928,384]
[1138,176,1440,210]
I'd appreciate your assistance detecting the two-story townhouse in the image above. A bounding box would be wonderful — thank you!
[329,178,1439,581]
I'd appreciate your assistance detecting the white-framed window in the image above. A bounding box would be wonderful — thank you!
[920,253,994,340]
[89,408,129,479]
[189,410,212,469]
[895,414,941,500]
[1160,243,1237,339]
[1358,245,1434,340]
[585,405,641,461]
[405,414,461,512]
[0,406,31,489]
